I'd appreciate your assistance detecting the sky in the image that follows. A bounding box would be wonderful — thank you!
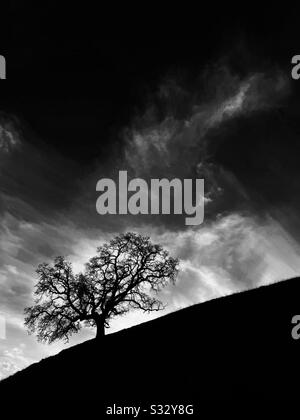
[2,5,300,379]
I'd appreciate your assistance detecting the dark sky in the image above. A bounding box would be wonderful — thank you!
[4,5,300,207]
[4,4,299,160]
[2,4,300,378]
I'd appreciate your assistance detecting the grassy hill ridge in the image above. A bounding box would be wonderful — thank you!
[1,277,300,403]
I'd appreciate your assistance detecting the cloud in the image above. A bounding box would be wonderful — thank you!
[124,67,289,179]
[120,68,290,232]
[0,113,82,224]
[0,117,21,154]
[150,213,300,309]
[0,344,32,380]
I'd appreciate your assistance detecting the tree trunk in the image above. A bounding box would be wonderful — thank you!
[95,315,105,340]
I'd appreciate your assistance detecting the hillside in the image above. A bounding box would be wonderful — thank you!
[1,277,300,407]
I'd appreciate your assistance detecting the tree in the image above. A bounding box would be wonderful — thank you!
[24,232,179,343]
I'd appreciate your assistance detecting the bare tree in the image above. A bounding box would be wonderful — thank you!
[24,232,179,343]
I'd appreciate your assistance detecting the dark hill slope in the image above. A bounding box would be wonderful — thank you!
[1,277,300,404]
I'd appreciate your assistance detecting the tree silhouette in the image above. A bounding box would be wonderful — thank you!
[24,232,179,343]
